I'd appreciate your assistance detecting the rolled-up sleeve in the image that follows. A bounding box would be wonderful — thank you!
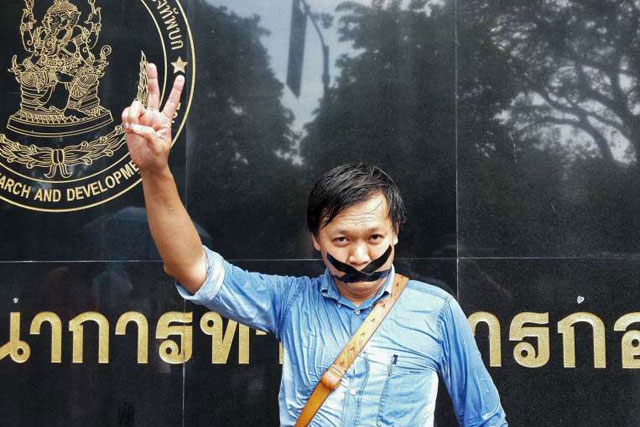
[438,296,508,426]
[175,245,301,338]
[176,246,226,304]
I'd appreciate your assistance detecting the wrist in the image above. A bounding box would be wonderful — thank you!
[140,165,173,181]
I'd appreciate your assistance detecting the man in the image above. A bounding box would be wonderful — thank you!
[121,65,507,426]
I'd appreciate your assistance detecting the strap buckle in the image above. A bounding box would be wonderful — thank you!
[320,365,344,390]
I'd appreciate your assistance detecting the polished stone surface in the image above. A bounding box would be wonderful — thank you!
[183,0,456,260]
[457,0,640,258]
[2,0,639,425]
[0,261,184,427]
[459,258,640,427]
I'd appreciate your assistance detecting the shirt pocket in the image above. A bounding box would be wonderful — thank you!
[376,355,438,426]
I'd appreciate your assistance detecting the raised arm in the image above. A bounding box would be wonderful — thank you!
[121,63,206,294]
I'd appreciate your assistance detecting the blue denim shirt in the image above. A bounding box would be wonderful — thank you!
[177,246,507,426]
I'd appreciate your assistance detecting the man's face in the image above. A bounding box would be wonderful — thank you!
[311,192,398,295]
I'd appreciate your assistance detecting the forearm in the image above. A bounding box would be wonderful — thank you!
[121,64,198,289]
[140,166,206,294]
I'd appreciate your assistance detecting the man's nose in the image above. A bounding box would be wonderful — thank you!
[348,243,371,268]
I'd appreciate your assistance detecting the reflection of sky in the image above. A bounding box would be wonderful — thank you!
[206,1,632,165]
[206,0,367,135]
[501,93,631,163]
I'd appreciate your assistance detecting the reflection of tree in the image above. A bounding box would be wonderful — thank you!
[302,0,457,256]
[184,0,306,258]
[459,0,640,256]
[457,0,569,255]
[477,0,640,165]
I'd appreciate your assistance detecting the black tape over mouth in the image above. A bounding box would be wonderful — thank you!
[327,245,393,283]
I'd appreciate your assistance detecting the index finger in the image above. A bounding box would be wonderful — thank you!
[146,63,161,111]
[162,75,185,120]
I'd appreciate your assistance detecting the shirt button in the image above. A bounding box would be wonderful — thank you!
[354,309,360,315]
[350,389,357,396]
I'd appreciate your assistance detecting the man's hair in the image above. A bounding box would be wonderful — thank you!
[307,164,407,236]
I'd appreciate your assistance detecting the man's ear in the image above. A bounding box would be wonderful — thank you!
[392,223,399,246]
[311,233,322,251]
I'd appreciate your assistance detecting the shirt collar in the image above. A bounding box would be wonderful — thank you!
[320,266,395,310]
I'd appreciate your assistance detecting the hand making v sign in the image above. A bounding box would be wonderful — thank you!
[121,63,185,174]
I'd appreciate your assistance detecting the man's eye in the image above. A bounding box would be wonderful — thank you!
[333,237,347,243]
[370,234,383,241]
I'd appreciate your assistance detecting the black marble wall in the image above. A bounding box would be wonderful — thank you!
[0,0,638,425]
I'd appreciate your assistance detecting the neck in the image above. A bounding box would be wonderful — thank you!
[334,275,388,306]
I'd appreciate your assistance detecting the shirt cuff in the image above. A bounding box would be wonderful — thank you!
[174,246,226,304]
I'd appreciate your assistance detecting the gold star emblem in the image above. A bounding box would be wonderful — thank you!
[171,56,188,74]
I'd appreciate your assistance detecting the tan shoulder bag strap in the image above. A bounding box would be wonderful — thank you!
[295,273,410,427]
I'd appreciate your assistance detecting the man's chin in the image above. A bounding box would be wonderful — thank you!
[336,276,384,289]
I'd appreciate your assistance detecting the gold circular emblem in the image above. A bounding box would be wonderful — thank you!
[0,0,195,212]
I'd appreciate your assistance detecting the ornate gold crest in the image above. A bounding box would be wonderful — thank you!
[9,0,113,138]
[0,0,195,211]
